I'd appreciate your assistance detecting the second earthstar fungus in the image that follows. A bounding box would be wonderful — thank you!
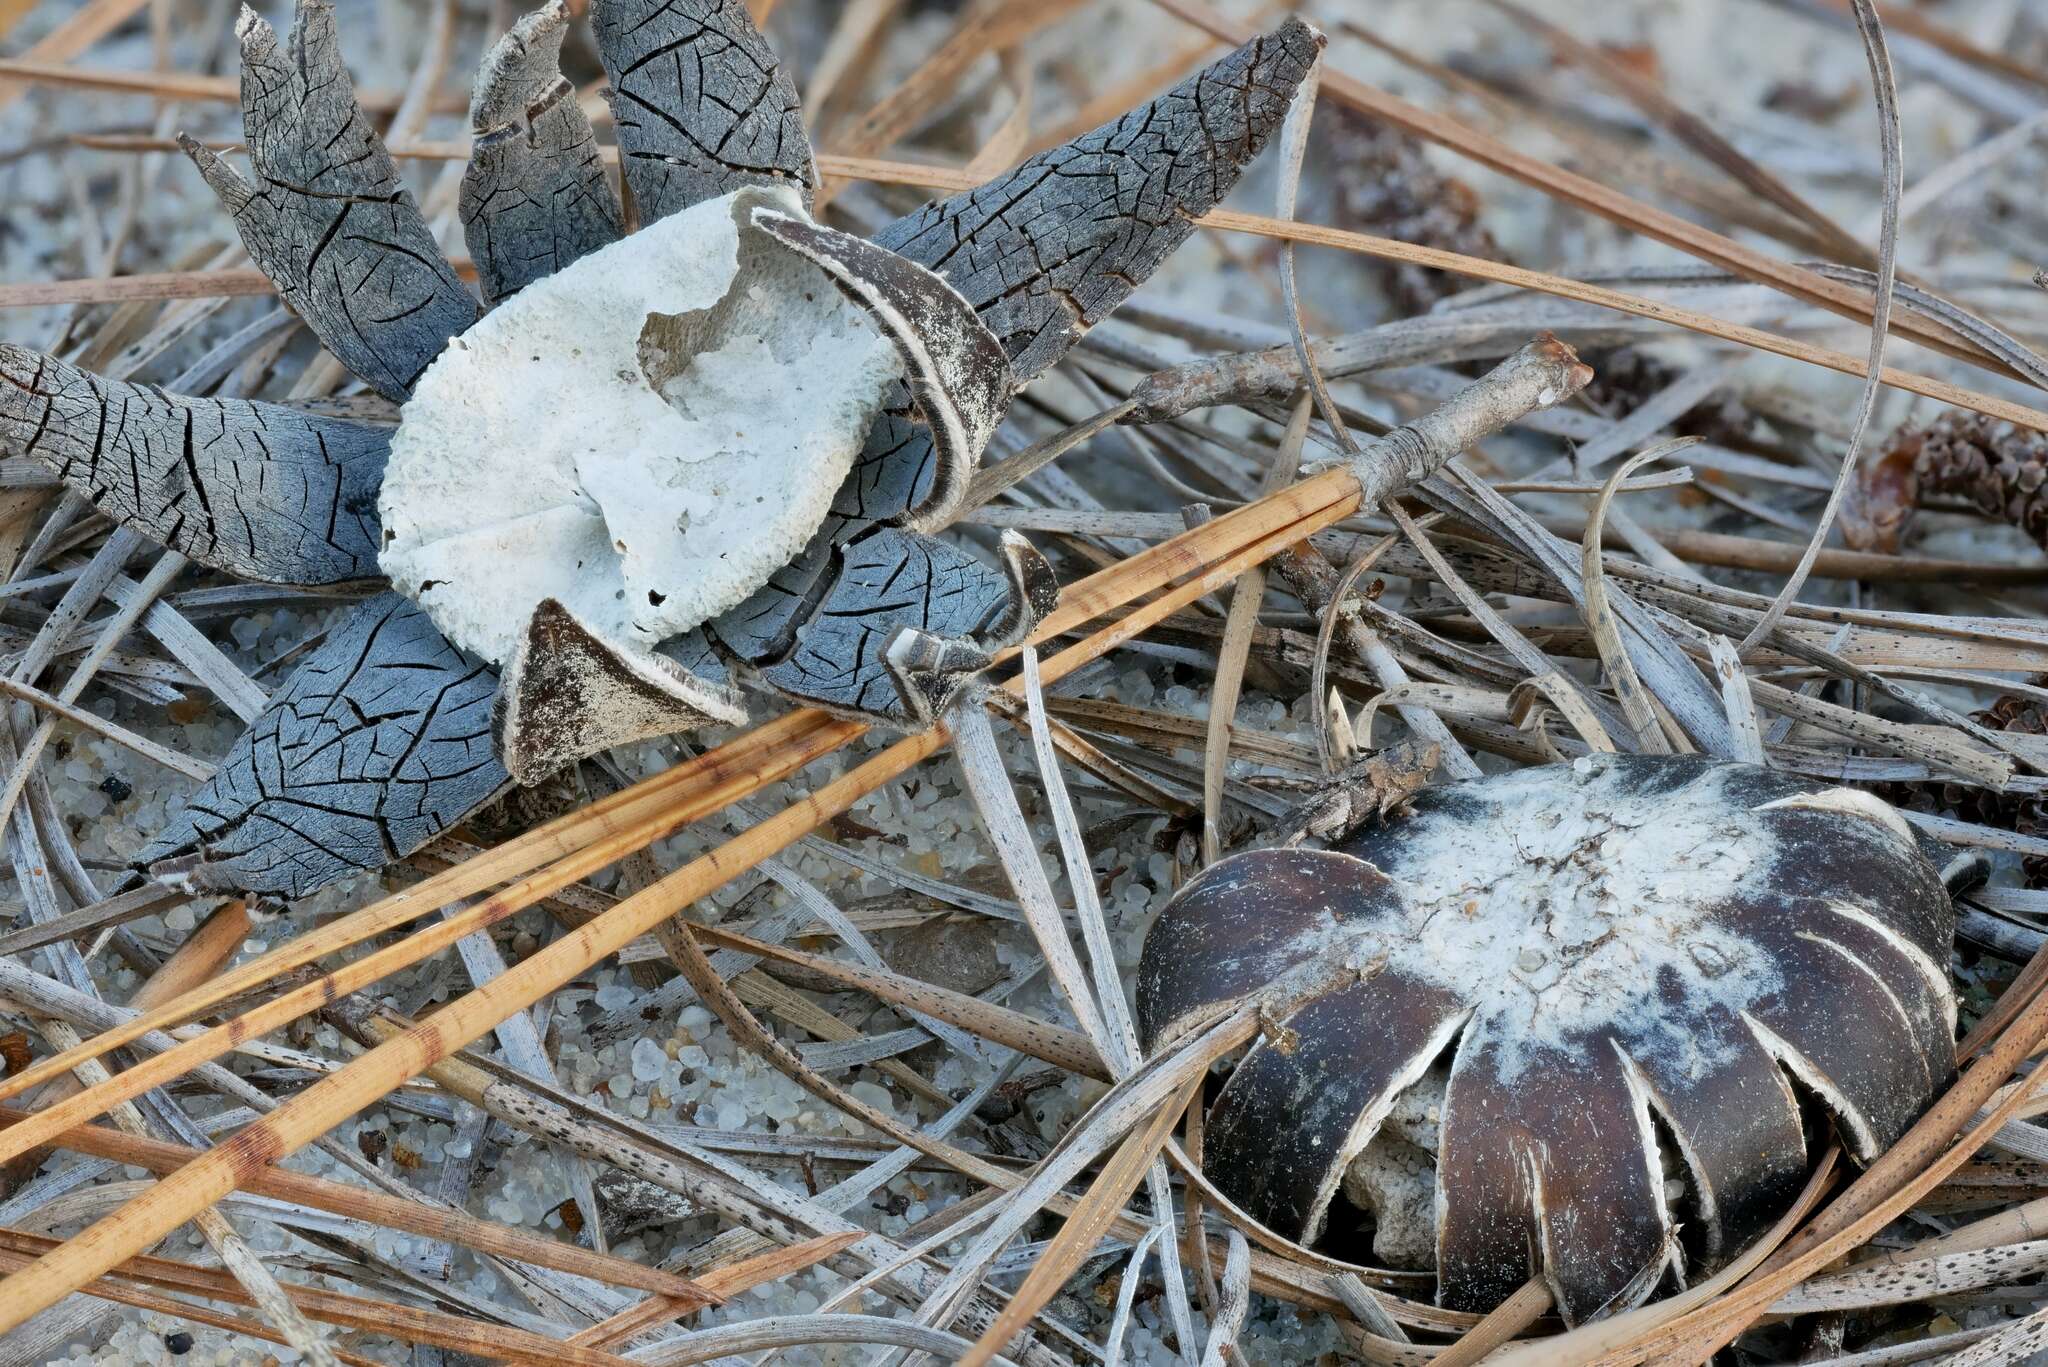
[1138,755,1962,1324]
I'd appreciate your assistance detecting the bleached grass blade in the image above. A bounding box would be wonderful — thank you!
[1739,0,1903,653]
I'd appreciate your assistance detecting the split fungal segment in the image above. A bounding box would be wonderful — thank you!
[0,0,1322,900]
[1137,755,1958,1325]
[378,187,911,674]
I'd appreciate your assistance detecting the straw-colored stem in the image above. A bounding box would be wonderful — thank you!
[1430,1277,1553,1367]
[0,1107,715,1301]
[0,1230,632,1367]
[0,710,853,1115]
[0,474,1364,1159]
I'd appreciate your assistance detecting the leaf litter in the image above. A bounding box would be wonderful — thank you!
[0,0,2046,1364]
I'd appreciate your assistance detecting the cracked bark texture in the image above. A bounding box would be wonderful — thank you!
[462,1,624,304]
[708,517,846,665]
[821,18,1322,532]
[135,594,507,899]
[757,526,1009,723]
[875,18,1320,383]
[0,343,386,585]
[713,20,1323,658]
[183,0,478,402]
[592,0,814,226]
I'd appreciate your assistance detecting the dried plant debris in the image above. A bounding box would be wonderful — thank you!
[1847,410,2048,554]
[460,1,623,304]
[1578,345,1754,447]
[181,0,479,401]
[1139,756,1957,1323]
[0,346,386,585]
[1882,683,2048,886]
[1306,104,1503,316]
[0,1,1318,902]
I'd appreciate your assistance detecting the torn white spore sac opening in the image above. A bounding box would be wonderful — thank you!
[377,184,904,666]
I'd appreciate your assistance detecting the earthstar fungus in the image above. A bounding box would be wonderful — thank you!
[0,0,1322,898]
[1137,756,1959,1324]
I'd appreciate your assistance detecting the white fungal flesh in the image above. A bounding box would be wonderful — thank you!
[1272,764,1932,1084]
[377,184,904,666]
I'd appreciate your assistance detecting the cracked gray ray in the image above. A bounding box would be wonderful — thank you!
[755,526,1009,723]
[182,0,478,402]
[133,593,508,900]
[592,0,814,225]
[0,342,386,585]
[461,1,625,304]
[831,18,1322,529]
[708,513,858,666]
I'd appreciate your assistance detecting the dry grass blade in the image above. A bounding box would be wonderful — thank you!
[957,1072,1204,1367]
[1771,1239,2048,1313]
[0,0,154,113]
[1739,0,1902,653]
[1831,0,2048,93]
[1198,210,2048,434]
[1144,0,2016,379]
[0,1249,386,1367]
[1203,393,1311,862]
[0,447,1367,1177]
[0,1107,715,1300]
[1200,1229,1254,1366]
[690,922,1106,1078]
[1581,442,1700,752]
[0,1230,636,1367]
[819,0,1090,204]
[1430,1277,1555,1367]
[1480,0,1873,267]
[0,709,856,1123]
[565,1232,862,1349]
[1705,634,1766,764]
[950,698,1114,1055]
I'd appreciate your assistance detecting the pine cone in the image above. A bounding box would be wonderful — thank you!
[1307,107,1502,316]
[1846,412,2048,554]
[1877,687,2048,886]
[1578,346,1753,447]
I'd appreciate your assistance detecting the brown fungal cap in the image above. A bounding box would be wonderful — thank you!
[1136,755,1957,1325]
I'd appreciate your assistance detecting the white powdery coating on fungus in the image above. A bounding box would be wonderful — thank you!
[1380,760,1770,1079]
[1348,760,1923,1083]
[377,184,903,665]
